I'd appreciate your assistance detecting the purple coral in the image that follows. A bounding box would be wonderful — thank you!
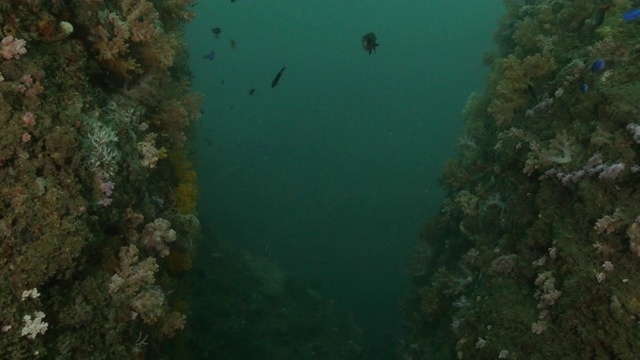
[525,98,553,118]
[141,218,176,257]
[598,163,625,180]
[553,153,625,185]
[100,181,115,197]
[627,123,640,143]
[98,181,114,206]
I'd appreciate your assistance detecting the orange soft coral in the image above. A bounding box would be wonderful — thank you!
[169,151,198,215]
[120,0,160,43]
[487,52,556,126]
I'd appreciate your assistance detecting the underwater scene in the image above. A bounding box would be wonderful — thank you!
[4,0,640,359]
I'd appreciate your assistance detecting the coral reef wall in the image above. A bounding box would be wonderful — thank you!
[401,0,640,359]
[0,0,201,358]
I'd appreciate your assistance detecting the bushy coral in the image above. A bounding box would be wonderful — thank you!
[108,245,159,296]
[401,2,640,359]
[0,0,199,358]
[141,218,177,257]
[131,287,165,324]
[166,250,192,276]
[487,52,557,125]
[169,150,198,215]
[173,181,198,215]
[84,118,120,178]
[0,36,27,59]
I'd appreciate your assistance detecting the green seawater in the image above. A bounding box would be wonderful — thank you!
[185,1,503,358]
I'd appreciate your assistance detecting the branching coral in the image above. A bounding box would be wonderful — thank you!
[487,52,557,125]
[0,0,199,357]
[91,0,175,79]
[402,2,640,358]
[120,0,160,43]
[84,118,120,178]
[169,150,198,215]
[159,0,197,24]
[92,12,139,77]
[0,36,27,60]
[108,245,159,296]
[141,218,176,257]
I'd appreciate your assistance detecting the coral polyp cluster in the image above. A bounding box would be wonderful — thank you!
[0,0,200,358]
[402,1,640,359]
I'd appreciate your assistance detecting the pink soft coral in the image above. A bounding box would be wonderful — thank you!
[0,36,27,60]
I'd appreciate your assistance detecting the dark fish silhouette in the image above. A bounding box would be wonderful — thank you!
[264,243,272,257]
[271,66,286,88]
[362,32,379,54]
[211,27,221,38]
[230,39,237,50]
[249,88,256,95]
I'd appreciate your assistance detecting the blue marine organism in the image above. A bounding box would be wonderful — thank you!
[203,50,215,60]
[590,59,605,73]
[581,82,589,92]
[623,8,640,21]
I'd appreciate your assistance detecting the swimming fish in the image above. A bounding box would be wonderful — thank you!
[362,32,379,54]
[203,50,215,60]
[230,39,237,50]
[263,243,272,257]
[249,88,256,95]
[211,27,221,38]
[271,66,286,88]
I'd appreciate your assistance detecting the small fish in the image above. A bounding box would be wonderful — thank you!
[271,65,286,88]
[203,50,215,60]
[590,59,605,73]
[249,88,256,95]
[264,243,272,257]
[362,32,379,55]
[211,27,221,39]
[230,39,237,50]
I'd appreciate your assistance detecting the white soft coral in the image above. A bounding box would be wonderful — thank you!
[20,311,48,339]
[544,131,572,165]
